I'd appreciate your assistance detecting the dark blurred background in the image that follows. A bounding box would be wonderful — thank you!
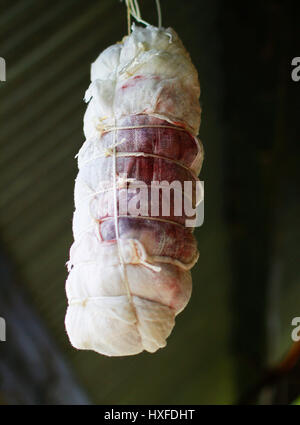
[0,0,299,405]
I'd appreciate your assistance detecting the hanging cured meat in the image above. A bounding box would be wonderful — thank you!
[65,22,203,357]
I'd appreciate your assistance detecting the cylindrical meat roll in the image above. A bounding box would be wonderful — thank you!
[65,24,203,356]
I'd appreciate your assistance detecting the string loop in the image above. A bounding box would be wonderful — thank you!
[124,0,162,34]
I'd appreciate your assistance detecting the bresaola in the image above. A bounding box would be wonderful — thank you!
[65,24,203,356]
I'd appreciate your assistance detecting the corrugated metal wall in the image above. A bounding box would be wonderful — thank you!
[0,0,234,404]
[1,0,299,405]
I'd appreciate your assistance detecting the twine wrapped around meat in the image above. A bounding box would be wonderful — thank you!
[65,24,203,356]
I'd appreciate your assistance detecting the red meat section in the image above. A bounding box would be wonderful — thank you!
[94,114,200,266]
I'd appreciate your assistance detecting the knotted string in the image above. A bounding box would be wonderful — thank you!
[124,0,162,34]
